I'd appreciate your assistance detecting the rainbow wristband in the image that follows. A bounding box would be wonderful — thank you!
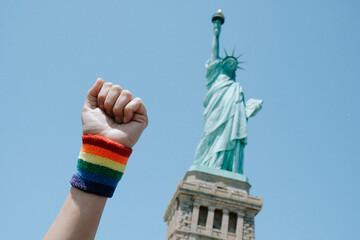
[70,134,132,198]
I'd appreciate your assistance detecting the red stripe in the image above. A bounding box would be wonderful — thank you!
[82,135,132,157]
[81,144,129,165]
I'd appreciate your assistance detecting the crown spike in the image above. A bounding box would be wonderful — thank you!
[232,47,236,56]
[224,49,229,57]
[236,53,244,59]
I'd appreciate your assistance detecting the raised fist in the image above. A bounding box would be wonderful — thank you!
[81,78,148,148]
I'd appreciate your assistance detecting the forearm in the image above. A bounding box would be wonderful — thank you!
[211,35,219,61]
[44,187,107,240]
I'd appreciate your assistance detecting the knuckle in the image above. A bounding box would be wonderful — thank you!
[134,97,142,103]
[104,82,113,88]
[111,85,122,92]
[122,90,132,97]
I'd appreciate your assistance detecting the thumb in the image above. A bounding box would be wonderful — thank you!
[85,78,104,108]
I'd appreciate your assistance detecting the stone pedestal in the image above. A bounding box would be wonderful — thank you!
[164,170,262,240]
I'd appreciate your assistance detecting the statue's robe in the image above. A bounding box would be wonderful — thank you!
[193,58,262,173]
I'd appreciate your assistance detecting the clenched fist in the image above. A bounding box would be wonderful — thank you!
[81,78,148,148]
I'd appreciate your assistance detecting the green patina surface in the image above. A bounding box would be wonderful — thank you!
[191,11,262,177]
[189,165,249,182]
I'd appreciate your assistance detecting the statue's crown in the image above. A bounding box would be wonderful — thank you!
[223,49,245,70]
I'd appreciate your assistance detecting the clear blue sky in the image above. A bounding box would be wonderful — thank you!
[1,1,359,239]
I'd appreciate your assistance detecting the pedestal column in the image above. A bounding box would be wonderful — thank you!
[191,203,200,232]
[205,206,215,235]
[221,209,229,238]
[236,212,245,240]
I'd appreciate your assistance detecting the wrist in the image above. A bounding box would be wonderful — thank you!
[70,134,132,198]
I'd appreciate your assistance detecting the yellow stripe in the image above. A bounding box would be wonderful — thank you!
[78,151,126,172]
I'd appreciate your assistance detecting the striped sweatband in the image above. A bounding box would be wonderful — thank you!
[70,134,132,197]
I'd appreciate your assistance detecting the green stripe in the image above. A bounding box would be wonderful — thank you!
[77,159,123,181]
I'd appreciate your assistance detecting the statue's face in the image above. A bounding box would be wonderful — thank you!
[223,58,237,76]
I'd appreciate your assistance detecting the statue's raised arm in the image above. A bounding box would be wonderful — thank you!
[211,10,224,61]
[211,20,221,61]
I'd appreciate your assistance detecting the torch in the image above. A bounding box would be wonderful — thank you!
[212,9,225,25]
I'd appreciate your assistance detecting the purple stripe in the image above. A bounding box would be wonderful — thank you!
[70,174,116,198]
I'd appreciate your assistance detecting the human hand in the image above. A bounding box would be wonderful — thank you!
[213,20,221,37]
[81,78,148,148]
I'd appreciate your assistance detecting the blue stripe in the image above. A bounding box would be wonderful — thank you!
[75,168,119,188]
[70,175,116,198]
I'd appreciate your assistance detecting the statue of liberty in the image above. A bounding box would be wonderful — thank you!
[191,10,263,175]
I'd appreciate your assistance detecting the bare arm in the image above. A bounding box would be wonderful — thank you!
[44,188,107,240]
[44,79,148,240]
[211,20,221,61]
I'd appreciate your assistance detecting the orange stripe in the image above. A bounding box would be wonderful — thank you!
[81,144,128,165]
